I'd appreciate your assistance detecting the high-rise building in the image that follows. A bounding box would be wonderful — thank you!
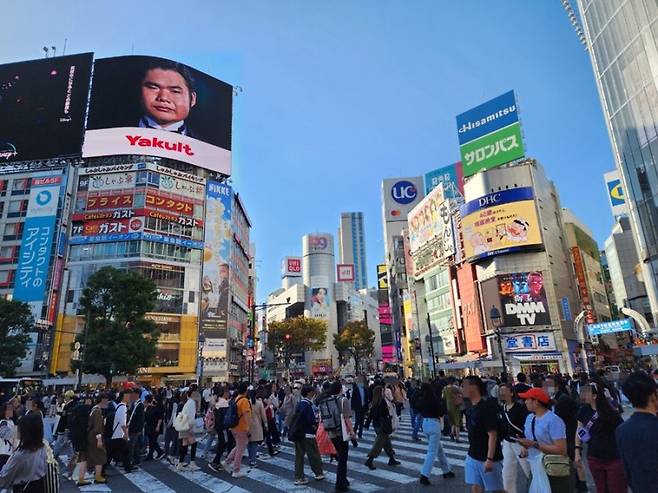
[338,212,368,290]
[578,0,658,321]
[605,216,653,323]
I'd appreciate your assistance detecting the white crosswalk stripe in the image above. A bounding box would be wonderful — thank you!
[62,416,470,492]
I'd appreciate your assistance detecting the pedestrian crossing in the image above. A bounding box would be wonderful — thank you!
[63,418,470,493]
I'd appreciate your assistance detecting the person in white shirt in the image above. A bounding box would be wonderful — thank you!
[109,392,134,473]
[177,390,199,470]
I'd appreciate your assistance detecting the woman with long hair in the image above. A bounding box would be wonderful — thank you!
[416,383,454,486]
[575,381,627,493]
[0,413,48,492]
[247,387,268,467]
[364,385,400,470]
[0,402,18,470]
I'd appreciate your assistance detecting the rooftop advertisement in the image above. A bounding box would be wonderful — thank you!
[0,53,93,166]
[83,56,232,175]
[461,186,542,262]
[382,177,424,222]
[604,169,628,217]
[424,162,464,197]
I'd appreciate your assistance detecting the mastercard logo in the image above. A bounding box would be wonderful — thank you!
[391,210,401,217]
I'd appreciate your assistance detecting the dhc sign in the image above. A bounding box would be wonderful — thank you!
[391,180,417,205]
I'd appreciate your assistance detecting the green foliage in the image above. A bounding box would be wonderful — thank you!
[0,299,33,376]
[333,320,375,375]
[72,267,159,383]
[268,317,327,367]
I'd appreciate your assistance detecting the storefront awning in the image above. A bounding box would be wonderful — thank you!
[511,352,563,361]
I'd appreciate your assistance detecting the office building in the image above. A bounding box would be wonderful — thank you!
[578,0,658,322]
[338,212,368,290]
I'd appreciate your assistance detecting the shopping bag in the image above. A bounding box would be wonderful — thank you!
[528,453,551,493]
[315,423,337,456]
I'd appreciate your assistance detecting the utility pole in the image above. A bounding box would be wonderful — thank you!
[426,313,437,378]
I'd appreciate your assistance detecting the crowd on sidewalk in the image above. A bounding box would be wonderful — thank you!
[0,367,656,493]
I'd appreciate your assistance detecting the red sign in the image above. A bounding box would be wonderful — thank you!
[572,247,595,324]
[145,191,193,216]
[142,208,202,227]
[86,193,133,210]
[287,258,301,273]
[32,176,63,186]
[79,217,144,236]
[72,209,135,221]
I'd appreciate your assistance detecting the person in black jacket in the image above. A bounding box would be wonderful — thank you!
[292,385,325,485]
[416,383,454,485]
[144,395,165,461]
[209,386,230,472]
[127,389,145,466]
[350,377,369,439]
[364,385,400,470]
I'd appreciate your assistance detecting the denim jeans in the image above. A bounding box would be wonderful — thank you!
[247,441,260,464]
[410,410,423,439]
[421,418,452,477]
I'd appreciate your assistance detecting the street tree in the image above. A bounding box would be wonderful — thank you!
[268,317,327,372]
[333,320,375,375]
[0,299,33,376]
[72,266,159,385]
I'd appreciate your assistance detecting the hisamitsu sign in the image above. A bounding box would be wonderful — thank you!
[456,90,519,145]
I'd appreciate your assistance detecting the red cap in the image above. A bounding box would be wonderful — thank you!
[518,388,551,404]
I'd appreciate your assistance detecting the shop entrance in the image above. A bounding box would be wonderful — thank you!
[520,360,560,374]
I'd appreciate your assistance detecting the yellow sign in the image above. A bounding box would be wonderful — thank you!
[377,264,388,289]
[461,187,542,261]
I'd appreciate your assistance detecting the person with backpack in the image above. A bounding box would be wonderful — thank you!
[499,383,530,493]
[208,386,230,473]
[364,385,400,470]
[321,381,355,492]
[289,385,325,486]
[221,382,252,478]
[144,395,165,461]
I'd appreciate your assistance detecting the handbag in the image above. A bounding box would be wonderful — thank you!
[576,411,598,443]
[531,416,571,478]
[173,412,191,432]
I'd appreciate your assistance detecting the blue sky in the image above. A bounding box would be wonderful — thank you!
[2,1,616,301]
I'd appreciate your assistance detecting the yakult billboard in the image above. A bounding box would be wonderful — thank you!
[83,56,232,175]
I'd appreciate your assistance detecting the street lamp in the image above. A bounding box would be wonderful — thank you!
[249,297,291,382]
[489,306,507,374]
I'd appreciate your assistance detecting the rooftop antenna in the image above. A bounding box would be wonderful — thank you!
[51,46,57,57]
[63,38,67,56]
[560,0,588,50]
[42,46,49,58]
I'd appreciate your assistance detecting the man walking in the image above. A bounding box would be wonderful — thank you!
[350,376,368,439]
[127,388,145,466]
[320,382,356,492]
[292,385,325,486]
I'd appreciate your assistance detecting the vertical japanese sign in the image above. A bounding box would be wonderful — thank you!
[13,175,63,319]
[200,180,232,340]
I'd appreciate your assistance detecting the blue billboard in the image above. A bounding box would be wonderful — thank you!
[424,162,464,197]
[587,319,634,336]
[456,90,518,145]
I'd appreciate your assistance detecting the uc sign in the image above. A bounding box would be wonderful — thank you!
[391,181,417,205]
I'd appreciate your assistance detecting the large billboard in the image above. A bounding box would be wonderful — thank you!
[200,181,232,338]
[424,162,464,197]
[382,177,424,222]
[83,56,232,175]
[282,257,302,277]
[461,187,542,261]
[377,264,388,289]
[604,170,628,217]
[0,53,92,165]
[587,319,633,336]
[497,272,552,327]
[456,91,525,177]
[503,331,557,353]
[408,184,455,278]
[13,174,63,319]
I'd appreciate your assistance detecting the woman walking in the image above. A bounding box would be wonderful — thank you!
[144,395,165,461]
[247,388,268,467]
[177,389,199,470]
[208,386,230,473]
[0,402,18,470]
[84,393,108,485]
[163,390,179,461]
[0,413,49,493]
[364,385,400,470]
[575,382,627,493]
[416,383,454,485]
[442,377,463,442]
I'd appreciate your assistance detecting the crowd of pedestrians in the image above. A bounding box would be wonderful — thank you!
[0,367,656,493]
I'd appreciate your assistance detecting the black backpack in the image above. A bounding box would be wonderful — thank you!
[103,403,125,440]
[223,396,244,429]
[287,407,305,442]
[69,403,90,449]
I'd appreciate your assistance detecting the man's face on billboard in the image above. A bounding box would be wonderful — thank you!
[141,68,196,126]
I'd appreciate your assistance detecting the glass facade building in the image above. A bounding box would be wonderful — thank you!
[338,212,368,290]
[578,0,658,320]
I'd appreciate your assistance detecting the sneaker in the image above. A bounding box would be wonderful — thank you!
[221,460,232,471]
[187,463,200,471]
[176,462,189,471]
[232,470,247,478]
[249,461,257,467]
[76,480,91,487]
[208,462,224,473]
[314,474,326,481]
[270,450,280,457]
[442,471,455,479]
[388,458,401,466]
[294,478,310,485]
[156,451,167,460]
[419,475,431,486]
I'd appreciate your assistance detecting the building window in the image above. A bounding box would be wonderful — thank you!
[7,200,28,218]
[0,270,14,287]
[11,178,30,195]
[0,246,17,263]
[0,180,7,196]
[3,222,22,241]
